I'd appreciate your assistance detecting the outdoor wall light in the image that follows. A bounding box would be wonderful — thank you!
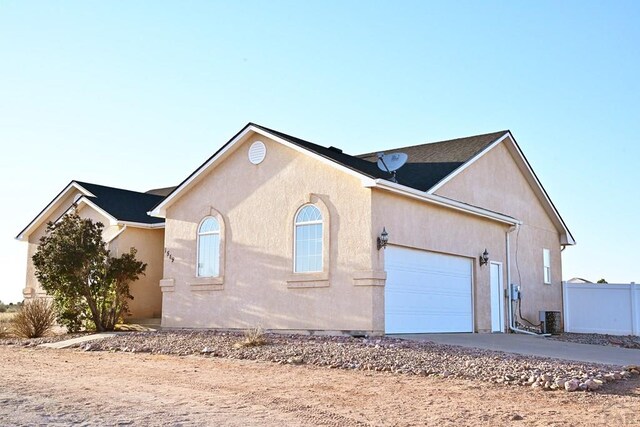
[479,249,489,266]
[377,227,389,250]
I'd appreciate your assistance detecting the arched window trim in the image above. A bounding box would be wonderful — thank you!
[196,216,221,278]
[293,204,324,273]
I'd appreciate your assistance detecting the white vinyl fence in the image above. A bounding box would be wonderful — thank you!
[563,282,640,336]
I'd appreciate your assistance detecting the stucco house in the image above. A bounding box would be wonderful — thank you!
[17,181,171,320]
[149,123,574,335]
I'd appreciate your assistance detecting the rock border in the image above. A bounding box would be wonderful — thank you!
[72,330,640,393]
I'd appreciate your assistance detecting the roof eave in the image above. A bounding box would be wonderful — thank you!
[370,179,521,226]
[15,181,95,241]
[149,123,378,217]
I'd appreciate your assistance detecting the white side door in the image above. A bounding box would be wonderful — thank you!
[490,261,505,332]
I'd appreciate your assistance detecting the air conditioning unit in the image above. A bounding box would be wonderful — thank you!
[539,310,562,335]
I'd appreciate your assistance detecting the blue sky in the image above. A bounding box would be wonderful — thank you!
[1,1,638,302]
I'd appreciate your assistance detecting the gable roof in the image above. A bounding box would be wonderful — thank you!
[249,124,390,180]
[74,182,167,225]
[16,181,166,241]
[358,130,508,192]
[149,123,573,244]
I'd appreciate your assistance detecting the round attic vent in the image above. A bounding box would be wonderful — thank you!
[248,141,266,164]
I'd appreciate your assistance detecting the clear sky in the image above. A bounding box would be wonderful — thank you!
[1,1,638,302]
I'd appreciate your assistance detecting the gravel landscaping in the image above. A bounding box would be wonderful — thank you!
[550,333,640,349]
[77,330,639,392]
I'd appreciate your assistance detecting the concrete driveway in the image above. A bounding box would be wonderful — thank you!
[396,333,640,366]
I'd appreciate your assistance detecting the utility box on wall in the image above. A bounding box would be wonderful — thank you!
[539,310,562,335]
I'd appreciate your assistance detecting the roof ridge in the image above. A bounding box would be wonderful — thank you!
[74,180,165,198]
[357,130,509,158]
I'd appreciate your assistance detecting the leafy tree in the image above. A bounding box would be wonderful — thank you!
[597,278,608,284]
[32,213,146,332]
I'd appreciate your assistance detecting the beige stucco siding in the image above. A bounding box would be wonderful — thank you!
[371,190,510,332]
[23,200,163,320]
[434,139,564,325]
[161,134,381,333]
[109,227,164,319]
[24,191,85,298]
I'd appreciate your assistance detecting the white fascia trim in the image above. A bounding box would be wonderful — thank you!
[149,126,254,217]
[502,137,576,246]
[371,179,521,226]
[251,127,377,185]
[16,182,96,241]
[427,132,511,195]
[75,198,119,226]
[117,221,165,229]
[149,125,377,218]
[106,225,127,243]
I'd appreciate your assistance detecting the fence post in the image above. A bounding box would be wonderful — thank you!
[632,283,639,336]
[562,281,569,333]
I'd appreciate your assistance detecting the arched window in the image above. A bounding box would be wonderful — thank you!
[294,205,323,273]
[197,217,220,277]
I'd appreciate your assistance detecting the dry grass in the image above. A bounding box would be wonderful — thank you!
[0,313,14,338]
[233,326,268,349]
[11,299,56,338]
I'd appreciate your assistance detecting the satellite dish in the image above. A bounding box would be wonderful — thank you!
[376,152,407,183]
[377,151,407,176]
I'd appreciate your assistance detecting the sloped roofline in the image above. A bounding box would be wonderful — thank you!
[149,123,380,217]
[149,123,523,228]
[15,181,94,241]
[54,196,164,231]
[16,181,165,241]
[426,131,575,245]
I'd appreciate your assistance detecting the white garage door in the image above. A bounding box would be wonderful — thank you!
[385,246,473,334]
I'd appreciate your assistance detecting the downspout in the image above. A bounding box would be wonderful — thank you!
[506,223,539,335]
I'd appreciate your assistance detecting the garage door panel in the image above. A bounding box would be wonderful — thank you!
[385,246,473,334]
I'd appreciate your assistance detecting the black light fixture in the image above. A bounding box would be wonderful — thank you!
[479,248,489,266]
[377,227,389,250]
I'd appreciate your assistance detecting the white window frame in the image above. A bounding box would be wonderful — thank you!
[197,216,221,278]
[543,248,551,284]
[293,204,323,273]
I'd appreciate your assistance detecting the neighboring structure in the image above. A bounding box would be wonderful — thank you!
[566,277,593,284]
[16,181,171,320]
[150,123,574,334]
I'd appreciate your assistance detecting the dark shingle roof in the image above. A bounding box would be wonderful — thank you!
[249,124,390,180]
[76,181,166,224]
[357,130,508,191]
[153,123,509,212]
[253,124,508,192]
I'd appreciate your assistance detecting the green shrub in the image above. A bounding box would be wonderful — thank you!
[11,298,56,338]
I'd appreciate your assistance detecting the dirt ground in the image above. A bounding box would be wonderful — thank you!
[1,346,639,426]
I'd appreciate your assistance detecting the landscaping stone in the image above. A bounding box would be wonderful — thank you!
[65,330,637,393]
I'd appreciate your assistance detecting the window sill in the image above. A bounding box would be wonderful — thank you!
[188,276,224,292]
[352,270,387,287]
[287,272,329,288]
